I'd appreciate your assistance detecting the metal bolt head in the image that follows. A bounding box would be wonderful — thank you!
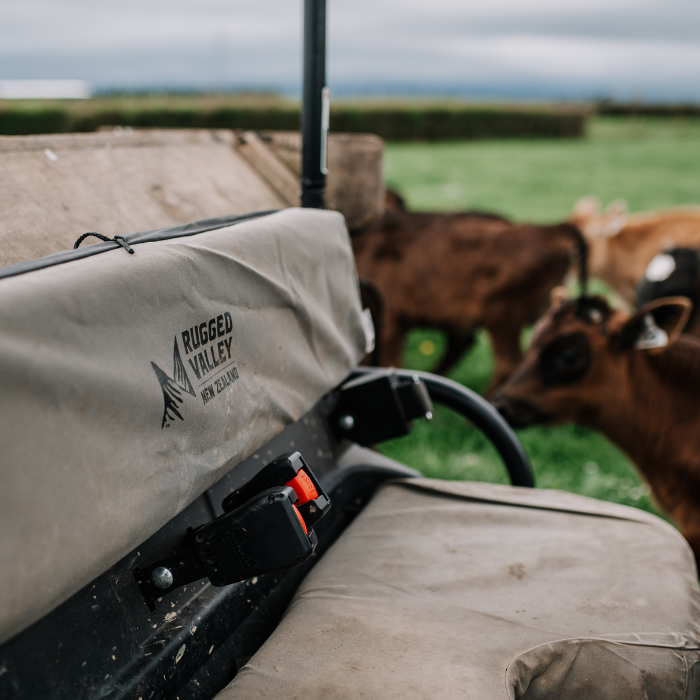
[338,414,355,432]
[151,566,174,590]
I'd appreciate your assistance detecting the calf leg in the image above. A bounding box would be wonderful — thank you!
[484,323,523,398]
[378,315,406,368]
[432,329,476,376]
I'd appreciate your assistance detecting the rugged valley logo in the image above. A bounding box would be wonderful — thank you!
[151,311,240,428]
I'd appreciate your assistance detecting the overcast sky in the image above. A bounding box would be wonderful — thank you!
[2,0,699,100]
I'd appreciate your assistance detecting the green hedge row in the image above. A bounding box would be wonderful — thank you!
[331,107,585,139]
[0,105,586,140]
[597,102,700,117]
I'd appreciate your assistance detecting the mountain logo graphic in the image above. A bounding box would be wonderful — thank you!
[151,337,196,428]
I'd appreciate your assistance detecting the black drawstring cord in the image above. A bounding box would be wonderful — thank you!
[74,232,134,254]
[113,236,134,254]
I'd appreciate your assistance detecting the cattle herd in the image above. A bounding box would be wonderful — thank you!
[354,189,700,569]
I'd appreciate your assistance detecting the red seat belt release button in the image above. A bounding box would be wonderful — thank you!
[285,469,319,505]
[292,504,308,534]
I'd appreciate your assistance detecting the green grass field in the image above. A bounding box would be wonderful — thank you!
[378,116,700,515]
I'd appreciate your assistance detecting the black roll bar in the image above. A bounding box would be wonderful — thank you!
[301,0,328,209]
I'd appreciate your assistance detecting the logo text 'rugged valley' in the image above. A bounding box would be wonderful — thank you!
[151,311,240,428]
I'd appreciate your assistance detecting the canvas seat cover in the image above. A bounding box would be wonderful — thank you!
[0,208,367,645]
[218,479,700,700]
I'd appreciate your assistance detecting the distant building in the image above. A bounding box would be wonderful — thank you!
[0,80,91,99]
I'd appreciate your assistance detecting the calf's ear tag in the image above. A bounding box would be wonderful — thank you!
[645,253,676,282]
[634,314,668,350]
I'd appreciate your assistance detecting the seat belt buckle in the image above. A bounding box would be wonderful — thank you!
[194,483,318,588]
[222,451,331,529]
[331,369,433,445]
[135,452,329,610]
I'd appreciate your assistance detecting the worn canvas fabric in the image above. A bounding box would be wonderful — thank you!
[0,208,366,644]
[0,129,288,268]
[219,479,700,700]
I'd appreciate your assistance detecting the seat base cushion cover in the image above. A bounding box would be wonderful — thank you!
[216,479,700,700]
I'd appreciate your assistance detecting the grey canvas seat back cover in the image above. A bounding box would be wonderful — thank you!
[0,208,367,645]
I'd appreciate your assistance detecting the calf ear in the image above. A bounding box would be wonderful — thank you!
[570,196,601,239]
[599,199,627,238]
[616,297,692,353]
[572,195,601,219]
[604,198,628,216]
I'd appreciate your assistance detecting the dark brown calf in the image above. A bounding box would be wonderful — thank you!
[352,195,586,395]
[491,293,700,563]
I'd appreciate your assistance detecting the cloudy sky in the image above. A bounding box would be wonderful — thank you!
[2,0,699,100]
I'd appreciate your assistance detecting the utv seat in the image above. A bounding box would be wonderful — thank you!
[217,480,700,700]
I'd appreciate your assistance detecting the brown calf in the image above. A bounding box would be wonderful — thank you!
[491,293,700,563]
[570,197,700,305]
[353,194,586,395]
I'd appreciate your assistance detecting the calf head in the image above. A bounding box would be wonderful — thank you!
[569,196,627,240]
[492,290,691,428]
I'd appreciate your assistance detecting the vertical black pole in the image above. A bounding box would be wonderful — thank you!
[301,0,327,209]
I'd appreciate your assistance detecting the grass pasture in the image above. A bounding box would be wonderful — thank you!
[379,116,700,514]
